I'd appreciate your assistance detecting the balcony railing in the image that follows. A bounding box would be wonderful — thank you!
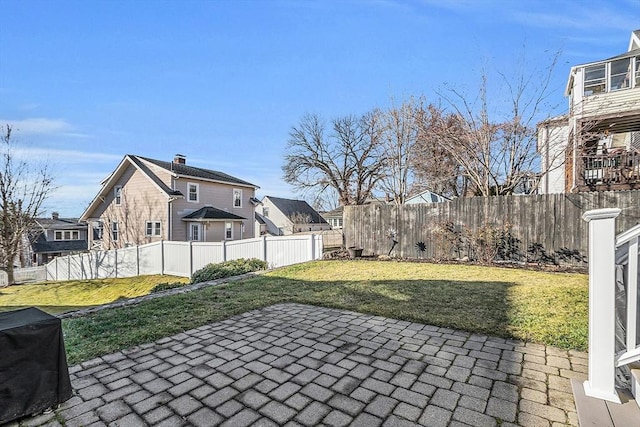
[581,149,640,190]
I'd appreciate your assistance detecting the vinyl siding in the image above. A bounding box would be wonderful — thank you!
[87,164,169,249]
[172,179,255,241]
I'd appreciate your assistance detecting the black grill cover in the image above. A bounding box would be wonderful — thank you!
[0,307,72,424]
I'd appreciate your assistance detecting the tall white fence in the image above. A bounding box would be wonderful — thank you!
[582,208,640,403]
[44,235,323,281]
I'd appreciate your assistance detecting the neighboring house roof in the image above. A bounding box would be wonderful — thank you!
[405,190,450,204]
[264,196,329,224]
[137,156,258,188]
[182,206,246,221]
[34,217,86,229]
[82,154,258,220]
[322,206,344,219]
[31,234,88,254]
[255,212,282,235]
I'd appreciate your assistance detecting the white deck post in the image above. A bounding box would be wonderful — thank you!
[582,208,622,403]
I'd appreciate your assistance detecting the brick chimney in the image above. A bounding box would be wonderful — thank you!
[173,154,186,165]
[51,212,59,220]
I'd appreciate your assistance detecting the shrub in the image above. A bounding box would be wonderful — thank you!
[150,282,186,293]
[191,258,268,284]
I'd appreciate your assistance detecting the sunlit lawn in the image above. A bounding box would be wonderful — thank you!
[0,275,189,314]
[54,260,588,364]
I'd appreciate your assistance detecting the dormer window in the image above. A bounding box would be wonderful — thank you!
[54,230,80,240]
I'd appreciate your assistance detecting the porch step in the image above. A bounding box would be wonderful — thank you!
[571,379,640,426]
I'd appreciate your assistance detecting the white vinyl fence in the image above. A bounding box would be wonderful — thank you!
[44,234,323,281]
[0,266,48,286]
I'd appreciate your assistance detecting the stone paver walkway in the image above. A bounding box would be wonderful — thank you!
[12,304,586,427]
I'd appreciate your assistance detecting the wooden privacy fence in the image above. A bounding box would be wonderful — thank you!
[44,234,323,281]
[343,191,640,263]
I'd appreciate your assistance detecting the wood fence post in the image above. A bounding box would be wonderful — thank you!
[582,208,622,403]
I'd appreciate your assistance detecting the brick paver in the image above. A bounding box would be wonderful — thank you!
[8,303,585,426]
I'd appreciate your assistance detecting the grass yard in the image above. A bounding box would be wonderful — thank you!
[58,260,588,365]
[0,275,190,314]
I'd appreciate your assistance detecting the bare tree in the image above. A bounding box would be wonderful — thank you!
[0,125,56,286]
[420,51,561,197]
[377,98,420,204]
[282,112,385,206]
[287,212,312,234]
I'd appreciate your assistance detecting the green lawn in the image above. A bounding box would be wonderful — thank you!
[0,275,189,314]
[55,261,588,364]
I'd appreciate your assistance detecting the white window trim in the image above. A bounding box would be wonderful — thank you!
[225,222,233,240]
[187,182,199,203]
[233,189,242,208]
[111,221,119,241]
[114,185,123,206]
[145,221,161,237]
[189,223,202,241]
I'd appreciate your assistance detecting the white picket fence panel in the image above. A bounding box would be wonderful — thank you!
[44,235,323,281]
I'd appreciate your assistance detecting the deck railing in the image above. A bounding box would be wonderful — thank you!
[583,208,640,403]
[582,149,640,188]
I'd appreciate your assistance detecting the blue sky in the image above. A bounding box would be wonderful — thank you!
[0,0,638,217]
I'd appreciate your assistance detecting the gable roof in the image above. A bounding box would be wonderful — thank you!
[81,154,258,220]
[34,217,86,230]
[182,206,246,221]
[136,156,258,188]
[264,196,328,224]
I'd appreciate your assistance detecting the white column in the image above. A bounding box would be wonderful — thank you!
[582,208,622,403]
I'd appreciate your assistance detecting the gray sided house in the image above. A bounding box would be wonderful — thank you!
[255,196,330,236]
[27,213,88,266]
[81,154,260,249]
[538,30,640,193]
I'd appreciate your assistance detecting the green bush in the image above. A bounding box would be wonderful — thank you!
[191,258,268,284]
[150,282,186,293]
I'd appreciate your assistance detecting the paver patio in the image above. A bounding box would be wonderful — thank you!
[10,303,586,426]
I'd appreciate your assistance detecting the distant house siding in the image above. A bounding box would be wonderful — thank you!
[571,68,640,118]
[171,180,256,241]
[261,198,292,235]
[88,165,169,249]
[537,122,569,194]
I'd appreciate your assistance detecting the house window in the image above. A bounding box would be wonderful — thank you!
[145,221,161,237]
[233,189,242,208]
[111,221,119,241]
[188,183,199,202]
[610,58,631,91]
[114,185,123,205]
[584,64,606,96]
[263,207,269,217]
[54,230,79,240]
[225,222,233,239]
[635,57,640,87]
[189,223,201,241]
